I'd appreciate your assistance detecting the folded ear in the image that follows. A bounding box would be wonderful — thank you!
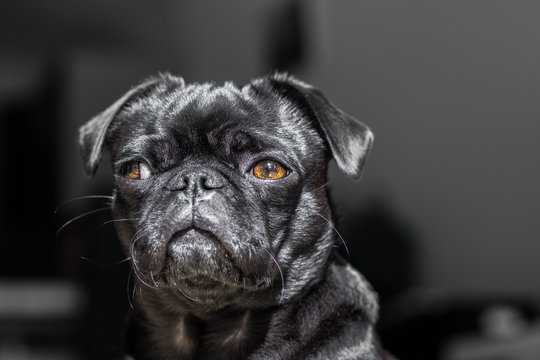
[269,74,374,180]
[78,74,183,177]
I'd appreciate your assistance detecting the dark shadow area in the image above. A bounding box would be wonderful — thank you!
[338,199,416,301]
[0,67,59,278]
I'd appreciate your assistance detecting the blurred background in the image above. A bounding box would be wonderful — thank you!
[1,1,540,359]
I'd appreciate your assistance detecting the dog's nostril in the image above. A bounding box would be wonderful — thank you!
[201,177,211,190]
[166,177,188,192]
[201,176,224,190]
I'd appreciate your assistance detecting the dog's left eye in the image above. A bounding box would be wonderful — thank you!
[252,160,287,180]
[121,161,151,180]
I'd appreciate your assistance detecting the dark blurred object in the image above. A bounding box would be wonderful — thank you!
[443,306,540,360]
[340,199,416,300]
[378,289,540,360]
[0,64,60,277]
[55,201,132,360]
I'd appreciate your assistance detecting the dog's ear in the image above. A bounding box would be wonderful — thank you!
[78,74,183,177]
[269,74,374,180]
[78,79,158,177]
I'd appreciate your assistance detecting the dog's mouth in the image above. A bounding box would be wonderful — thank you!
[133,223,275,301]
[166,226,227,261]
[161,226,245,286]
[169,226,223,249]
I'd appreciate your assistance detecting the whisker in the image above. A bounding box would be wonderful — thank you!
[102,218,139,226]
[312,182,330,193]
[178,287,199,302]
[316,213,350,260]
[56,207,110,238]
[54,195,113,214]
[150,271,158,287]
[132,281,141,308]
[127,268,134,310]
[264,248,285,303]
[132,266,156,289]
[80,256,131,267]
[129,231,146,274]
[129,230,158,289]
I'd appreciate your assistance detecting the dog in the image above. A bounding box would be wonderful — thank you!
[79,73,387,359]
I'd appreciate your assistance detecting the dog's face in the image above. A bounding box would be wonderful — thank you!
[79,74,373,314]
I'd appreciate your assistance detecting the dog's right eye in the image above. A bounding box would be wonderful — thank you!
[252,160,288,180]
[121,161,151,180]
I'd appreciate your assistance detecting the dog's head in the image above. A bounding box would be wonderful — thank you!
[79,73,372,313]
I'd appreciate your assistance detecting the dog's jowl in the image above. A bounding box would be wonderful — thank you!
[79,73,388,359]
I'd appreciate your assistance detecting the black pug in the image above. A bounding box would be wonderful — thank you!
[79,73,389,360]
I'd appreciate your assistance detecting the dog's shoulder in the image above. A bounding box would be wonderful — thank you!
[325,254,380,324]
[250,254,382,360]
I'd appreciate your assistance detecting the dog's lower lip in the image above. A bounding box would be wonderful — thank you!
[171,226,219,243]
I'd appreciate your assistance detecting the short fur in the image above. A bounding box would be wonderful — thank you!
[79,73,385,359]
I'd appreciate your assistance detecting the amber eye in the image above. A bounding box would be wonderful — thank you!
[121,161,151,180]
[253,161,287,180]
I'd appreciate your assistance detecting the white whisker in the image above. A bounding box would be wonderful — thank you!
[54,195,113,214]
[80,256,131,267]
[150,271,158,287]
[312,182,330,193]
[129,230,158,289]
[102,218,139,226]
[178,287,199,302]
[127,268,134,310]
[317,213,350,260]
[56,207,110,237]
[264,248,285,303]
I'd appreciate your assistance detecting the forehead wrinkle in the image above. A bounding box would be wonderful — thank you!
[206,120,240,149]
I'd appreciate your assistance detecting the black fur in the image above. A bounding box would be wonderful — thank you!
[79,73,384,359]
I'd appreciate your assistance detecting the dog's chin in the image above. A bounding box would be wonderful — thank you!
[155,228,273,300]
